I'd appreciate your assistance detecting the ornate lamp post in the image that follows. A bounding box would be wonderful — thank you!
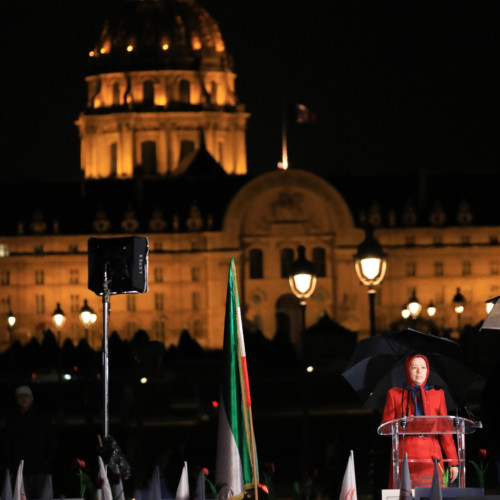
[52,302,66,345]
[354,227,387,336]
[289,245,317,347]
[288,245,317,473]
[426,301,437,318]
[452,288,465,334]
[407,289,422,319]
[7,311,16,343]
[79,299,97,344]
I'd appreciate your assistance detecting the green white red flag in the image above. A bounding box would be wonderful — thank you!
[215,259,258,500]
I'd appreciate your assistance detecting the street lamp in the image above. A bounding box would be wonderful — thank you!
[79,299,97,343]
[7,311,16,343]
[52,302,66,344]
[453,288,465,334]
[401,304,410,319]
[354,227,387,336]
[288,245,316,473]
[407,289,422,319]
[426,301,437,318]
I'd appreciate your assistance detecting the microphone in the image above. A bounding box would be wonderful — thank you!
[400,413,408,429]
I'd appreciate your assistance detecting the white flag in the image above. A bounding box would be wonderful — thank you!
[111,465,126,500]
[40,475,53,500]
[12,461,25,500]
[148,466,162,500]
[2,469,13,500]
[399,453,413,500]
[429,460,442,500]
[96,456,113,500]
[339,451,357,500]
[176,462,190,500]
[196,469,206,500]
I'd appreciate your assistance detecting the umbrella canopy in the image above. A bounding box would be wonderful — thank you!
[341,328,477,411]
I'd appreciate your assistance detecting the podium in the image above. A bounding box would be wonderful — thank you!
[378,416,477,488]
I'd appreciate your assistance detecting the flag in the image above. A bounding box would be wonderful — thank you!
[196,469,206,500]
[96,456,113,500]
[2,469,13,500]
[429,460,442,500]
[339,451,357,500]
[294,103,316,124]
[40,475,53,500]
[112,465,126,500]
[399,453,413,500]
[12,461,25,500]
[215,260,258,500]
[176,462,190,500]
[148,465,162,500]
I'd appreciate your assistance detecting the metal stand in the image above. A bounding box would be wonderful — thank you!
[101,263,111,439]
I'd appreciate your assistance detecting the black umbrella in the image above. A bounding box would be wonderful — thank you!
[341,328,477,411]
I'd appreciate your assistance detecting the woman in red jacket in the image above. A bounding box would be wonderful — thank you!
[380,353,459,488]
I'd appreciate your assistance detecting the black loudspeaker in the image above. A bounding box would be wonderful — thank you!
[88,236,149,295]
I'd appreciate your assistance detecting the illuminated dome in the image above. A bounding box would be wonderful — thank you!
[88,0,232,73]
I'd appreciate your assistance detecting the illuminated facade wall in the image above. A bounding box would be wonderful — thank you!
[0,171,498,351]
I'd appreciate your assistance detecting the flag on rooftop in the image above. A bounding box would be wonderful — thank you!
[215,259,259,500]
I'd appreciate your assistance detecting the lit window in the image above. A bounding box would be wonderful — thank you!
[192,37,202,50]
[0,244,9,257]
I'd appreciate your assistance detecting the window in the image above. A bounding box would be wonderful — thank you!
[249,249,263,279]
[193,319,204,339]
[154,267,163,283]
[70,269,79,284]
[154,321,165,341]
[209,82,217,104]
[0,244,9,257]
[1,296,11,313]
[434,262,443,277]
[406,262,416,277]
[155,293,164,311]
[491,261,499,276]
[1,270,10,285]
[35,270,44,285]
[280,248,294,278]
[35,295,45,314]
[112,82,120,106]
[141,141,157,174]
[179,80,190,103]
[143,80,155,105]
[191,267,200,282]
[462,261,472,276]
[110,142,118,175]
[313,247,326,277]
[70,294,80,313]
[127,295,136,312]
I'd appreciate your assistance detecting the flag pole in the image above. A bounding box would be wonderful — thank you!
[231,261,259,499]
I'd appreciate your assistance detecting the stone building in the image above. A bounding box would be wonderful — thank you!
[0,0,499,352]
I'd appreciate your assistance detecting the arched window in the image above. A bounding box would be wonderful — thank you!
[143,80,155,105]
[110,142,118,175]
[179,80,190,104]
[141,141,157,174]
[312,247,326,277]
[280,247,294,278]
[249,249,263,279]
[112,82,120,106]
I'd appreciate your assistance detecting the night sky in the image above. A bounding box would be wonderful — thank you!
[1,0,500,181]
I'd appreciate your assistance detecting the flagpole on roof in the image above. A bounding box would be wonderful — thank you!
[231,260,259,499]
[278,100,289,171]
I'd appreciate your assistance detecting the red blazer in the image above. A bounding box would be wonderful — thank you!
[381,386,458,487]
